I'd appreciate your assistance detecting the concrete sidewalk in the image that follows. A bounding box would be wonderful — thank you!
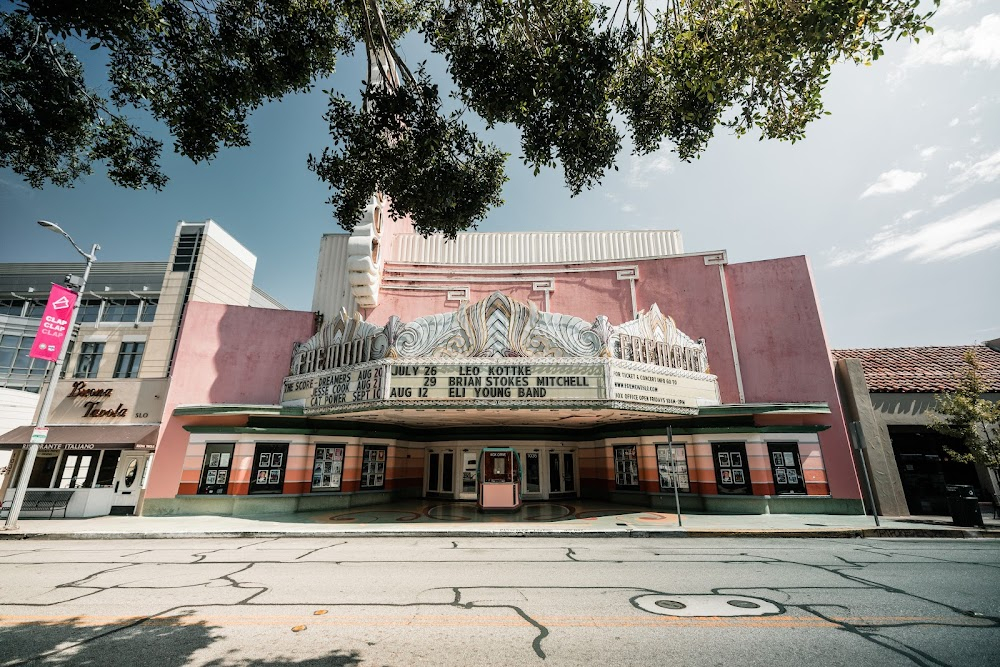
[2,499,999,539]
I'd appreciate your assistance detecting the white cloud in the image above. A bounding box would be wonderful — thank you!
[918,146,940,160]
[936,0,989,19]
[901,13,1000,69]
[621,203,636,213]
[901,209,922,220]
[828,199,1000,265]
[951,148,1000,185]
[949,117,960,127]
[627,152,674,189]
[860,169,926,197]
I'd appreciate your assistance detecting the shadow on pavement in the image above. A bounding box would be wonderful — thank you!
[0,612,362,666]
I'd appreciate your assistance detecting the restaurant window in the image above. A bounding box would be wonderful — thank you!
[656,443,690,492]
[113,341,145,378]
[712,442,752,495]
[94,450,121,487]
[27,452,59,487]
[57,453,99,489]
[249,443,288,494]
[199,443,235,495]
[74,342,105,378]
[360,445,387,490]
[614,445,640,490]
[768,442,807,495]
[311,445,345,491]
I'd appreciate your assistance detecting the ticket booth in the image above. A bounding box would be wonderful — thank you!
[478,447,522,511]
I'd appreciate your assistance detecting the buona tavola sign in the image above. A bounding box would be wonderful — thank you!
[282,293,721,416]
[50,379,169,423]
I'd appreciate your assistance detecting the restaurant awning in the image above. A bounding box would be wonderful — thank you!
[0,425,159,450]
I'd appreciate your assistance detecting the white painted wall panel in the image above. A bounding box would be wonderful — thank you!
[312,234,356,321]
[390,230,683,265]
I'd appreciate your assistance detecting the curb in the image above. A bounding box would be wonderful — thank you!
[2,527,998,540]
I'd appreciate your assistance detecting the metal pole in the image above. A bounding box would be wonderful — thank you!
[848,421,880,527]
[667,426,682,527]
[4,241,97,530]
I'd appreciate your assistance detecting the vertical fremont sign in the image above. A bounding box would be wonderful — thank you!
[29,284,77,362]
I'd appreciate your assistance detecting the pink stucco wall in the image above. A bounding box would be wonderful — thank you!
[725,256,861,499]
[145,302,315,499]
[367,251,860,500]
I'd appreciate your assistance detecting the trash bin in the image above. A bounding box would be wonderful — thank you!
[946,485,984,527]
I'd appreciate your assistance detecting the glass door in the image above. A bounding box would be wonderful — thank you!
[425,449,456,497]
[523,451,541,497]
[548,450,577,496]
[459,451,478,500]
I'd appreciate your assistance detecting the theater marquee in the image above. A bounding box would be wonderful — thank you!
[281,292,721,416]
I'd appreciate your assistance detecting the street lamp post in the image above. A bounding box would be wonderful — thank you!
[3,221,99,531]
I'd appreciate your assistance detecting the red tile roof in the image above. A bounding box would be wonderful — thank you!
[831,345,1000,393]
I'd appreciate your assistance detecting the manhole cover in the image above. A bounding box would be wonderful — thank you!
[655,600,687,609]
[727,600,761,609]
[634,594,782,617]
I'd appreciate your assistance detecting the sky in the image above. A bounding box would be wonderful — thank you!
[1,1,998,350]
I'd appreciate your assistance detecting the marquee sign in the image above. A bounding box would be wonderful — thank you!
[282,292,721,416]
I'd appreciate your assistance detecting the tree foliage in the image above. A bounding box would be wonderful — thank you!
[1,0,938,235]
[929,350,1000,470]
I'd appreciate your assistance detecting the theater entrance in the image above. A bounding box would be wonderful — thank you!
[424,446,577,501]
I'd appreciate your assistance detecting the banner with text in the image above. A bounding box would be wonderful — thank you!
[29,284,77,362]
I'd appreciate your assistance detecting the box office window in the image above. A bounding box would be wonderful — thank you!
[312,445,345,491]
[249,443,288,494]
[712,442,752,495]
[656,444,690,492]
[199,443,235,495]
[361,445,387,490]
[614,445,640,490]
[768,443,807,495]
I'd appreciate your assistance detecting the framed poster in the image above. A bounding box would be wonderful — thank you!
[655,444,690,491]
[712,443,752,495]
[198,443,235,495]
[360,445,388,489]
[767,443,806,495]
[311,445,346,491]
[250,443,288,494]
[613,445,640,489]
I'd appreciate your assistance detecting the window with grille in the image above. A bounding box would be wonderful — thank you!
[113,342,145,378]
[74,342,105,378]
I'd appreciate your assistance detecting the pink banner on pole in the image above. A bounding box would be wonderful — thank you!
[29,284,77,362]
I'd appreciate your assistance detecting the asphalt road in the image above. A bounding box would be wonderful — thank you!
[1,537,998,666]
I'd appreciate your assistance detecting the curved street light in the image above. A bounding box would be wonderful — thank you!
[3,223,100,530]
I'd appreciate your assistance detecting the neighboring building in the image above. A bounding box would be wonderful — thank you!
[140,200,863,517]
[834,343,1000,516]
[0,221,284,517]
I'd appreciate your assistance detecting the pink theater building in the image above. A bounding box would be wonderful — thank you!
[141,199,863,516]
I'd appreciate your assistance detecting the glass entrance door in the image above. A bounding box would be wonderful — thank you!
[425,450,456,497]
[548,450,576,496]
[459,451,478,500]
